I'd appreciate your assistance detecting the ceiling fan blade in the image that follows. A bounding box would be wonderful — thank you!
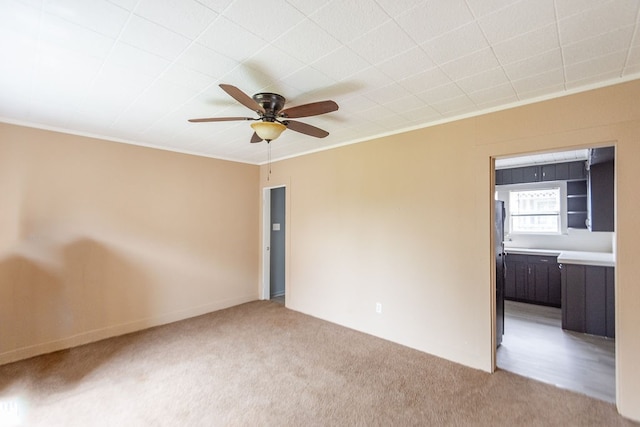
[219,84,265,114]
[188,117,253,123]
[250,132,263,143]
[285,120,329,138]
[279,100,338,118]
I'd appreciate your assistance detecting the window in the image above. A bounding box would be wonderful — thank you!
[509,187,561,233]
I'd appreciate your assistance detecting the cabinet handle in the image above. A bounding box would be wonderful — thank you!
[559,263,563,270]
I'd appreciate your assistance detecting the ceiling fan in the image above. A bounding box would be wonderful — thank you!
[188,84,339,143]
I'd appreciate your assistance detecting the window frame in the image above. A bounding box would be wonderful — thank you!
[496,181,568,236]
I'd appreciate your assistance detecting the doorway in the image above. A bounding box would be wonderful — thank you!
[493,147,616,402]
[262,186,286,303]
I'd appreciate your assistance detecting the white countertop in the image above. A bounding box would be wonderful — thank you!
[504,246,615,267]
[556,251,615,267]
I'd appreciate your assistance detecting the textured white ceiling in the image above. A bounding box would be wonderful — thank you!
[1,0,639,165]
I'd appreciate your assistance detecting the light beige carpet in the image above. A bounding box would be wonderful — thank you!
[0,301,636,426]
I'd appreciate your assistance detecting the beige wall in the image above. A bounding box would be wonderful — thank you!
[261,80,640,421]
[0,123,259,364]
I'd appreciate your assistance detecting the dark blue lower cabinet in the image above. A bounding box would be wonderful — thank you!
[561,264,615,338]
[505,254,561,307]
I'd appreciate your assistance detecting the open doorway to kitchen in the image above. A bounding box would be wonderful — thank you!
[494,146,616,403]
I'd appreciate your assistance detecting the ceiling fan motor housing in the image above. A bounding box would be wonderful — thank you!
[252,93,286,121]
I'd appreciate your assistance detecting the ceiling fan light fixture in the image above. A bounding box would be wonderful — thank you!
[251,121,286,141]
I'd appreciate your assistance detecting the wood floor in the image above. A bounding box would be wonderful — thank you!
[497,300,615,403]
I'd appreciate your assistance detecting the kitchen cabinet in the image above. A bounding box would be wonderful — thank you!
[521,166,539,183]
[540,161,587,181]
[590,146,614,164]
[541,164,557,181]
[500,166,538,184]
[542,162,567,181]
[561,263,615,338]
[495,166,529,185]
[505,254,526,300]
[587,159,614,232]
[510,167,525,184]
[567,180,588,229]
[505,254,561,307]
[568,161,587,180]
[496,160,586,186]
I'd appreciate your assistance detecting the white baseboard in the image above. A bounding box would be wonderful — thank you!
[0,295,256,366]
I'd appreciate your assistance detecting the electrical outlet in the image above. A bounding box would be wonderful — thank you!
[375,302,382,314]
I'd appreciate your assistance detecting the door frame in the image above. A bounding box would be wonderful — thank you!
[490,145,617,385]
[261,184,286,300]
[490,157,499,368]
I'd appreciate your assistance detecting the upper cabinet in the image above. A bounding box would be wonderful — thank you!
[496,160,586,186]
[587,147,615,232]
[541,164,558,181]
[567,180,588,229]
[589,146,614,165]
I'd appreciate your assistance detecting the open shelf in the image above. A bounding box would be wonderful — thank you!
[567,179,587,229]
